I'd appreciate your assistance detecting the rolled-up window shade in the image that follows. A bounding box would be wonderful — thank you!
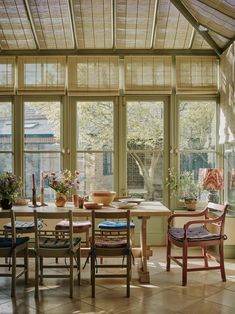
[176,56,218,92]
[18,56,66,94]
[68,56,119,94]
[124,56,172,92]
[0,57,15,94]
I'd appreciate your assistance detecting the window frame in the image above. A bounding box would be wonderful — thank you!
[173,95,221,209]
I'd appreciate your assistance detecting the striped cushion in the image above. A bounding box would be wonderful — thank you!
[0,237,30,248]
[94,236,127,248]
[168,226,221,242]
[98,221,135,229]
[4,220,43,232]
[39,237,81,248]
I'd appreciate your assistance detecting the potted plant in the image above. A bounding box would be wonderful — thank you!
[45,170,80,207]
[0,172,22,209]
[166,168,200,210]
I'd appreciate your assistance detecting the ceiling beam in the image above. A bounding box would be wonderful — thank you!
[150,0,159,49]
[222,36,235,53]
[68,0,78,50]
[23,0,40,50]
[197,0,235,20]
[170,0,222,56]
[0,48,217,57]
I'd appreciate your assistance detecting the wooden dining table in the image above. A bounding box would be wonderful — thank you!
[9,201,171,283]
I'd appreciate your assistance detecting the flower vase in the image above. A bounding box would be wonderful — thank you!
[0,198,13,210]
[55,193,67,207]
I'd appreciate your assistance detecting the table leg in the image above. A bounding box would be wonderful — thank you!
[138,216,150,283]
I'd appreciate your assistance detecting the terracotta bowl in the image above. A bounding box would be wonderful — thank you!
[91,191,116,206]
[84,202,103,210]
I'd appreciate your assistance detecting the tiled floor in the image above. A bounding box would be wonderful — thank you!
[1,247,235,314]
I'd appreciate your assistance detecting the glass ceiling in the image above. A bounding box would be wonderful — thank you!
[0,0,234,54]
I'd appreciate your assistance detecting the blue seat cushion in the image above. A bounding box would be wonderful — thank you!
[39,237,81,248]
[0,237,30,248]
[98,221,135,229]
[168,226,221,242]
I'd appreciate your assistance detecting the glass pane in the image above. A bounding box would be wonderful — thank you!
[0,153,12,172]
[179,101,216,150]
[127,101,164,150]
[180,152,216,175]
[127,151,163,200]
[24,101,60,151]
[180,152,216,201]
[77,101,113,151]
[24,153,60,199]
[0,102,12,151]
[127,101,164,200]
[77,152,114,195]
[224,145,235,210]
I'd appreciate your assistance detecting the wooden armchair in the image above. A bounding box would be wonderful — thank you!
[166,202,229,286]
[0,210,29,297]
[90,210,132,298]
[33,210,81,298]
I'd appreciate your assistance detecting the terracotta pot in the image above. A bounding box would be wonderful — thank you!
[55,194,67,207]
[184,199,197,211]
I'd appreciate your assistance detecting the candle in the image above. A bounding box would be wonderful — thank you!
[40,171,44,189]
[32,173,36,190]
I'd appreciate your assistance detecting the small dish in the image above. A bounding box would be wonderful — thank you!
[112,201,138,209]
[119,198,143,205]
[84,202,103,210]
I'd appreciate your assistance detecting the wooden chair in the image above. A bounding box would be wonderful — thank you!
[0,210,29,297]
[167,202,229,286]
[90,210,132,298]
[33,210,81,298]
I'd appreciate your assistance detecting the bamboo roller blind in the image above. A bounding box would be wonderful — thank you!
[124,56,172,92]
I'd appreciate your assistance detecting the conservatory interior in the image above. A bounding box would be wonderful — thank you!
[0,0,235,313]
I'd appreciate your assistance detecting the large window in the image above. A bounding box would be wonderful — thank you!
[126,100,164,200]
[178,99,217,201]
[76,101,114,195]
[0,101,12,172]
[24,100,61,199]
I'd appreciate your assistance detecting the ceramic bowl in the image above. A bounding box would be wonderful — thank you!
[84,202,103,210]
[91,191,116,206]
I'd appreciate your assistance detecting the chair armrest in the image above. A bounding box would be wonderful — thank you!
[168,208,208,226]
[184,211,225,229]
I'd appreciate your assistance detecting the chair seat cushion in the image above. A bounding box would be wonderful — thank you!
[55,220,91,232]
[168,226,221,242]
[0,236,30,248]
[94,236,128,248]
[98,221,135,229]
[4,220,43,233]
[39,237,81,248]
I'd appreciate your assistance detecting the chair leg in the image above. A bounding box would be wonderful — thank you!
[127,254,131,298]
[24,246,29,284]
[182,244,188,286]
[39,257,43,285]
[77,246,81,285]
[201,246,208,268]
[11,250,16,298]
[70,254,74,298]
[91,253,95,298]
[35,255,39,299]
[166,238,171,272]
[219,242,226,282]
